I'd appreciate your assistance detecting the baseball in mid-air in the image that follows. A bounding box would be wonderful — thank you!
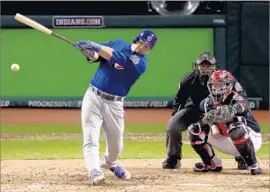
[11,63,20,72]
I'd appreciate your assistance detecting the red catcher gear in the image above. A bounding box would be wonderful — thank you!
[207,70,235,103]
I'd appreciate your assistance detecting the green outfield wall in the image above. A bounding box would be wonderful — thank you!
[1,28,213,98]
[0,15,262,109]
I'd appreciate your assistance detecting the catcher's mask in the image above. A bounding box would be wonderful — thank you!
[193,52,217,76]
[207,70,235,103]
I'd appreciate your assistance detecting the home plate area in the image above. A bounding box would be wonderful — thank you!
[1,158,269,192]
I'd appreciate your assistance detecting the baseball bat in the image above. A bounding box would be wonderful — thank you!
[14,13,76,47]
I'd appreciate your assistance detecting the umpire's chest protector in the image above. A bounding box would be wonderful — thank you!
[189,77,209,106]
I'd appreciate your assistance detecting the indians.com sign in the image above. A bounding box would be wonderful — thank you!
[53,16,104,28]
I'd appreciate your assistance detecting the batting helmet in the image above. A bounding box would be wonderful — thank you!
[133,29,158,49]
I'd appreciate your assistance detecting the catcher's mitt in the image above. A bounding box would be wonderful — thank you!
[202,105,236,123]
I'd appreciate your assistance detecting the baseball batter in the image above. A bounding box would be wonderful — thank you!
[188,70,262,175]
[74,29,158,184]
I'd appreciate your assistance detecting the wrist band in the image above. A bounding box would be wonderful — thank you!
[89,41,102,53]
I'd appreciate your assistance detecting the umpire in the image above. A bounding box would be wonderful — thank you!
[162,52,247,169]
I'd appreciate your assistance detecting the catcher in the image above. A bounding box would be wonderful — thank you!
[188,70,262,175]
[162,52,248,170]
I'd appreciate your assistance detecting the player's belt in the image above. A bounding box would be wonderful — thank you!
[91,87,124,102]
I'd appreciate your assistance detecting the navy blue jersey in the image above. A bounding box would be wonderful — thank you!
[200,92,260,133]
[91,39,147,96]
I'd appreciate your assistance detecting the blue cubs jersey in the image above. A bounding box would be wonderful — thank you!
[91,39,147,97]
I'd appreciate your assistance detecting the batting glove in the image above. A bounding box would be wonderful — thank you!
[74,40,92,50]
[74,40,102,52]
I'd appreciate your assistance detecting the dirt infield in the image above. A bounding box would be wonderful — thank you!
[1,159,269,192]
[1,109,270,192]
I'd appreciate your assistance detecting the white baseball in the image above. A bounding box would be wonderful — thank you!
[11,63,20,72]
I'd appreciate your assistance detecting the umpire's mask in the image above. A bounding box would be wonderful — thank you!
[194,52,216,76]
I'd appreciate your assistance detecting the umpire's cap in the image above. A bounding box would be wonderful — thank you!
[133,29,158,49]
[196,52,217,65]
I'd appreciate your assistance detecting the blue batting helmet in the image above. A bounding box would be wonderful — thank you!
[133,29,158,49]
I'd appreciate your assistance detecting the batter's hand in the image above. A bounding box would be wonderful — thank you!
[81,49,96,59]
[74,40,92,50]
[73,40,99,61]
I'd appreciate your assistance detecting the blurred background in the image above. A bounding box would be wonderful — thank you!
[1,1,269,109]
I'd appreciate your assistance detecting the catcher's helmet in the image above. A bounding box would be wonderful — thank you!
[207,70,235,103]
[194,52,217,76]
[133,29,158,49]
